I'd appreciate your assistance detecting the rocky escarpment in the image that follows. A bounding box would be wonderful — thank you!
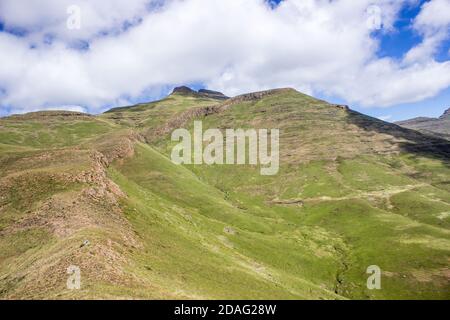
[0,131,138,237]
[0,129,142,298]
[171,86,229,100]
[171,86,198,96]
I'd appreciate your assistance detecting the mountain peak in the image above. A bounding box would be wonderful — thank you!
[439,107,450,119]
[171,86,229,100]
[171,86,197,95]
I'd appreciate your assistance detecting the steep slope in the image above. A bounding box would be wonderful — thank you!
[0,89,449,299]
[152,88,450,299]
[395,108,450,139]
[102,87,227,128]
[0,112,151,298]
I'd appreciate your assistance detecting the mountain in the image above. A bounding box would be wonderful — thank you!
[0,87,449,299]
[171,86,229,100]
[395,108,450,139]
[441,108,450,119]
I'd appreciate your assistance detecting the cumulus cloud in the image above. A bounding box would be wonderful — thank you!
[0,0,154,41]
[414,0,450,32]
[405,0,450,63]
[0,0,449,115]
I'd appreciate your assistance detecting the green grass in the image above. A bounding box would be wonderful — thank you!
[109,139,450,299]
[109,143,343,299]
[0,114,116,148]
[300,199,450,299]
[337,157,414,191]
[0,228,53,264]
[0,89,449,299]
[390,190,450,228]
[150,90,450,299]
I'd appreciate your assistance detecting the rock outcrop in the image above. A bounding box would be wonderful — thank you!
[171,86,197,96]
[198,89,229,100]
[171,86,229,100]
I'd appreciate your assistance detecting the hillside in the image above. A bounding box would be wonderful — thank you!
[0,88,449,299]
[395,108,450,139]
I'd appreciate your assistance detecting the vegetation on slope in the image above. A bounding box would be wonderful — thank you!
[0,88,449,299]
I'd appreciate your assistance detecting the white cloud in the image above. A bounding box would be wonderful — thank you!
[0,0,449,115]
[0,0,153,41]
[414,0,450,32]
[378,115,392,121]
[405,0,450,63]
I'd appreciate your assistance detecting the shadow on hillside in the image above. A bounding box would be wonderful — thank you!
[346,110,450,166]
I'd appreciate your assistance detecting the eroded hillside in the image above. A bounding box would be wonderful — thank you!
[0,89,449,299]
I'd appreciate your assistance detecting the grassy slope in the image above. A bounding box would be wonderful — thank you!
[0,112,143,299]
[109,143,342,299]
[101,94,218,130]
[0,91,449,299]
[151,90,450,299]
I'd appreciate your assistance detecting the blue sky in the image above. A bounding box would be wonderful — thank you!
[351,0,450,121]
[312,0,449,121]
[189,0,450,121]
[0,0,449,121]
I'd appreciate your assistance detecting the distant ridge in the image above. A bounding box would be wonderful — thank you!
[171,86,229,100]
[439,107,450,119]
[395,107,450,139]
[3,110,91,120]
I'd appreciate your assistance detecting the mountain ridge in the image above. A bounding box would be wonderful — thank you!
[395,108,450,139]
